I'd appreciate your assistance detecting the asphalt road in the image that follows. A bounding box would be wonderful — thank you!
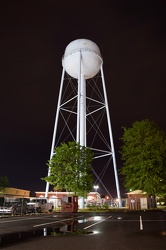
[0,210,166,250]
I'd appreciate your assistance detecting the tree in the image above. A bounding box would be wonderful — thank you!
[119,119,166,208]
[0,176,9,193]
[42,141,94,197]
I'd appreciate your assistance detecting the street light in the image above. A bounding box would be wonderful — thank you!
[94,185,99,192]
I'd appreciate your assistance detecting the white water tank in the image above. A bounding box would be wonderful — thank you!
[62,39,103,79]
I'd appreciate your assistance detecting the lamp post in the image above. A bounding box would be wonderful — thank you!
[94,185,99,192]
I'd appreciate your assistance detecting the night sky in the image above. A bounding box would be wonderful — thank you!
[1,1,165,198]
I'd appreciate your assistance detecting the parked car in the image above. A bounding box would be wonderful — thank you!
[27,198,53,213]
[87,201,95,206]
[0,197,30,216]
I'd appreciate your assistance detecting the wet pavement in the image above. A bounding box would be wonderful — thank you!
[0,210,166,250]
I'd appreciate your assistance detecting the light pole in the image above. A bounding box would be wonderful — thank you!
[94,185,99,192]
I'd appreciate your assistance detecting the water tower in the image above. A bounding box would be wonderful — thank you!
[45,39,122,207]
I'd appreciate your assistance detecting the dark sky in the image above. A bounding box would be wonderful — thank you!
[0,1,166,198]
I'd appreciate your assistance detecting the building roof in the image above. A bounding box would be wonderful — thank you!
[126,190,147,195]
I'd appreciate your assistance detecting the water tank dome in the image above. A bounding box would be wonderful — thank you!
[62,39,103,79]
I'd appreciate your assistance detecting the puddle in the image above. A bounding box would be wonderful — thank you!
[78,216,101,223]
[0,220,93,246]
[45,220,93,236]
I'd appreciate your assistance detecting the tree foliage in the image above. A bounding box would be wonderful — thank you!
[119,119,166,198]
[0,176,9,193]
[42,141,94,197]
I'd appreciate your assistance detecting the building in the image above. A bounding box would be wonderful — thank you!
[0,187,30,198]
[35,191,102,208]
[126,190,149,209]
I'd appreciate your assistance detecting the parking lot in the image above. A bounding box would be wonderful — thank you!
[0,210,166,249]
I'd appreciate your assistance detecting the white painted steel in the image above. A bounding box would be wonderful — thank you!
[76,50,81,143]
[45,68,65,198]
[80,74,86,146]
[100,65,122,208]
[62,39,102,79]
[45,39,122,208]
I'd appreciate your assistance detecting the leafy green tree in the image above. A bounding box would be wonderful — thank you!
[42,141,94,197]
[119,119,166,208]
[0,176,9,193]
